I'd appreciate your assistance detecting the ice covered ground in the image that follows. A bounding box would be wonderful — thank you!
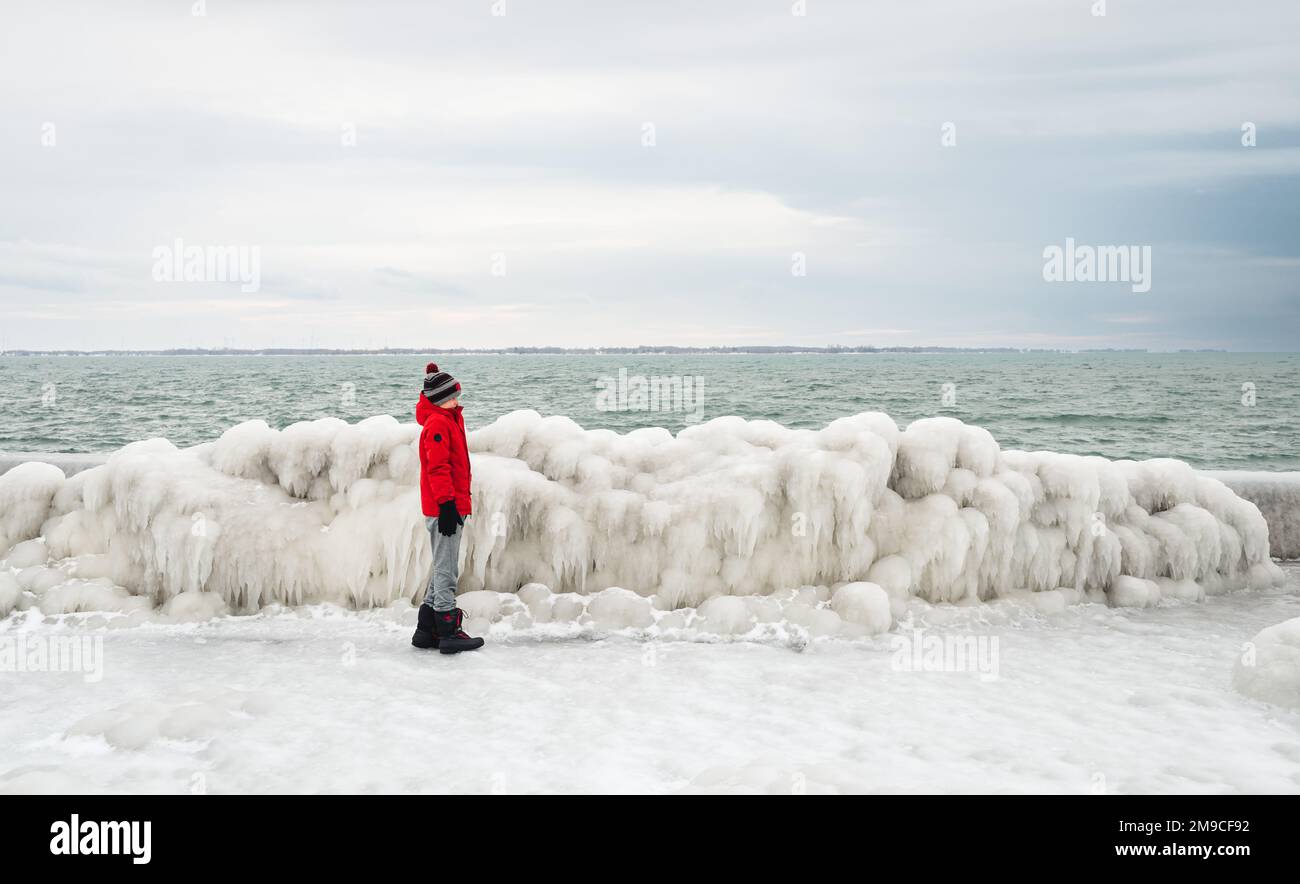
[2,566,1298,794]
[3,409,1299,793]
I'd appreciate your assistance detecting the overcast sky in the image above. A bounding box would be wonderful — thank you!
[2,0,1298,351]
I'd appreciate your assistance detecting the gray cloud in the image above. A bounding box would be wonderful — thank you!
[1,0,1297,350]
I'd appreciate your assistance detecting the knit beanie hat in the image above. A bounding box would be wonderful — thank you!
[422,362,461,405]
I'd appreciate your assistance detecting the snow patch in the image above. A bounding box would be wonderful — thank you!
[66,688,270,751]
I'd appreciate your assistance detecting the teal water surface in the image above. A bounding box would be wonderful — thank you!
[1,353,1296,470]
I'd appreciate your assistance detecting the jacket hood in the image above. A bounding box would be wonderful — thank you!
[416,395,462,426]
[415,394,436,426]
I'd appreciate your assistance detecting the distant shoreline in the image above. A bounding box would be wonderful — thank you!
[0,346,1231,357]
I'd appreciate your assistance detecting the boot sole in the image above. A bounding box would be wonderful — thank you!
[439,639,485,654]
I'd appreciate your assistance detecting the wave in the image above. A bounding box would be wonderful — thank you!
[1008,413,1178,425]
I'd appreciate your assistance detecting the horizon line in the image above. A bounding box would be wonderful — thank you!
[0,345,1250,357]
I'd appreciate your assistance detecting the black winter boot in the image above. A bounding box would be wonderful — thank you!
[412,604,440,649]
[434,607,485,654]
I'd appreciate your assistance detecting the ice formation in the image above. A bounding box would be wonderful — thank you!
[1234,616,1300,709]
[1207,471,1300,560]
[0,410,1287,631]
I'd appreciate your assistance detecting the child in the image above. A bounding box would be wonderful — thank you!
[411,362,484,654]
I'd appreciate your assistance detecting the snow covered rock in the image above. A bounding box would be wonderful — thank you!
[550,593,586,622]
[160,591,230,622]
[456,590,503,623]
[0,572,21,617]
[1234,617,1300,709]
[697,596,755,635]
[516,582,551,605]
[39,579,152,615]
[830,582,892,634]
[586,587,654,630]
[3,539,49,569]
[1108,576,1162,608]
[0,462,64,553]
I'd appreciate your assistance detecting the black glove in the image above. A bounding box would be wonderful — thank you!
[437,500,461,536]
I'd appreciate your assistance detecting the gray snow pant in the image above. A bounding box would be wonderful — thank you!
[422,516,463,612]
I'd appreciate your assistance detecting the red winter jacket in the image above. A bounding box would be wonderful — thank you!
[416,395,472,517]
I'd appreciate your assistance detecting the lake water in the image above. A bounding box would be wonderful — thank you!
[1,352,1297,470]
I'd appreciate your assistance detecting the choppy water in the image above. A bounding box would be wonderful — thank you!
[1,353,1297,470]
